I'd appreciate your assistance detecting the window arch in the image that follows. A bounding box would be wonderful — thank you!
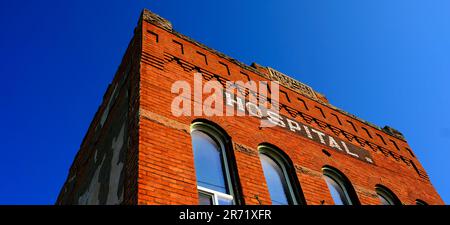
[375,184,401,205]
[258,144,305,205]
[322,166,360,205]
[190,120,241,205]
[416,199,428,205]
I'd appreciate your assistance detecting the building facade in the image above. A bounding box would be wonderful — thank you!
[56,9,443,205]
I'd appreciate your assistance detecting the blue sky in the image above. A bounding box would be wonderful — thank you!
[0,0,449,204]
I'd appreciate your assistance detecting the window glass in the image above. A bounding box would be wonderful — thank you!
[191,130,227,193]
[324,176,351,205]
[375,185,400,205]
[198,192,213,205]
[378,194,393,205]
[260,154,291,205]
[217,197,233,205]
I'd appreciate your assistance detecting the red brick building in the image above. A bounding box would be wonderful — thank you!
[56,9,443,205]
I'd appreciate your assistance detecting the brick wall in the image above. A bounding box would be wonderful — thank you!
[57,9,444,205]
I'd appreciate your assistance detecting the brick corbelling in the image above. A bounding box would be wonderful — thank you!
[56,10,443,205]
[133,11,444,205]
[142,49,427,183]
[140,9,408,144]
[158,51,411,160]
[136,94,443,204]
[137,49,443,204]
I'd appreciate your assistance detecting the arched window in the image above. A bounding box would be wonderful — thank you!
[258,145,303,205]
[190,121,238,205]
[375,185,401,205]
[416,199,428,205]
[322,166,360,205]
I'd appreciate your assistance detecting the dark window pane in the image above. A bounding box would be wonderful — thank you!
[260,154,290,205]
[191,130,227,193]
[198,192,213,205]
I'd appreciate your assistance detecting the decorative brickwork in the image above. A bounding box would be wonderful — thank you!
[56,9,443,205]
[266,67,318,101]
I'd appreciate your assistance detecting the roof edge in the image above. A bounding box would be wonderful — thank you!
[140,8,406,142]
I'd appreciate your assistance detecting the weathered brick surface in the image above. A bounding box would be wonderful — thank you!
[57,9,444,205]
[136,9,443,205]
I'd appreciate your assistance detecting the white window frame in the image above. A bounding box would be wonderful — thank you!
[198,186,234,205]
[191,122,236,205]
